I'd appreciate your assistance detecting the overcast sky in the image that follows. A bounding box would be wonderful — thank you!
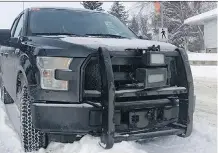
[0,2,136,29]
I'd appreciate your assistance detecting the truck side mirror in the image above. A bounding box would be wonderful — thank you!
[0,29,11,46]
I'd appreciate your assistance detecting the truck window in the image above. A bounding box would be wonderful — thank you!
[10,18,18,36]
[29,9,137,39]
[14,14,24,37]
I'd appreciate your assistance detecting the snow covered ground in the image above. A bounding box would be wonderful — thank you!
[0,66,217,153]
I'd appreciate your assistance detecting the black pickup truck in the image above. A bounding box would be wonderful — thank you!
[0,7,195,152]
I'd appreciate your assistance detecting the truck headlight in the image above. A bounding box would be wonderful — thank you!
[36,57,72,90]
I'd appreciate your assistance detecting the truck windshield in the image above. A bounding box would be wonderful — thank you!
[29,8,137,39]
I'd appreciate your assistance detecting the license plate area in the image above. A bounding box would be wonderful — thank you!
[129,111,149,129]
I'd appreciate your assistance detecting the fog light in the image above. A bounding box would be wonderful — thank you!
[142,51,166,66]
[148,73,165,83]
[150,53,165,65]
[136,68,167,89]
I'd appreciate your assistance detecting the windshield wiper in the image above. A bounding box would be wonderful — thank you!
[32,32,85,37]
[85,33,127,39]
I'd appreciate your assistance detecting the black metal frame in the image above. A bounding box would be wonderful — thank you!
[96,47,194,148]
[98,47,115,149]
[29,47,194,149]
[174,48,195,137]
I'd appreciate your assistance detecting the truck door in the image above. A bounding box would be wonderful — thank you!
[0,45,7,82]
[3,14,24,100]
[1,16,18,96]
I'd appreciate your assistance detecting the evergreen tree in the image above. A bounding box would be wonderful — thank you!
[80,1,104,11]
[109,2,129,24]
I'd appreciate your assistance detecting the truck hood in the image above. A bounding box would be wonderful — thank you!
[28,36,178,57]
[59,36,177,51]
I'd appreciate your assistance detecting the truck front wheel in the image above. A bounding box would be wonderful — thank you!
[18,78,47,152]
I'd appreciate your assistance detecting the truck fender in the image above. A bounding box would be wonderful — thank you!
[16,54,35,86]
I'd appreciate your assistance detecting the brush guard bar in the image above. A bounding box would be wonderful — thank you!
[98,47,116,149]
[97,47,195,149]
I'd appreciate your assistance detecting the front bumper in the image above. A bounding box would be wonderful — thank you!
[31,95,186,138]
[32,103,185,142]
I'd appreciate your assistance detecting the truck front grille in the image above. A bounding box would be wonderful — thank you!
[84,58,101,91]
[83,53,178,93]
[84,56,143,91]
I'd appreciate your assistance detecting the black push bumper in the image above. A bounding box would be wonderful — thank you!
[31,47,195,148]
[31,95,184,133]
[31,97,185,141]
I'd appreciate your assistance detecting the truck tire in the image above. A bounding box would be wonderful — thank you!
[1,83,14,104]
[19,80,47,152]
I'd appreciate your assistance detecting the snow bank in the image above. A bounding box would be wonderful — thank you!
[0,103,23,153]
[26,120,218,153]
[188,53,218,62]
[184,8,218,25]
[191,66,217,79]
[39,119,218,153]
[188,53,218,65]
[136,118,217,153]
[37,135,147,153]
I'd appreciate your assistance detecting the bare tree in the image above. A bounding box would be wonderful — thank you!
[162,1,206,51]
[129,16,139,34]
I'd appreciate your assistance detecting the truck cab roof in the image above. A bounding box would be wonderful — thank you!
[28,7,107,14]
